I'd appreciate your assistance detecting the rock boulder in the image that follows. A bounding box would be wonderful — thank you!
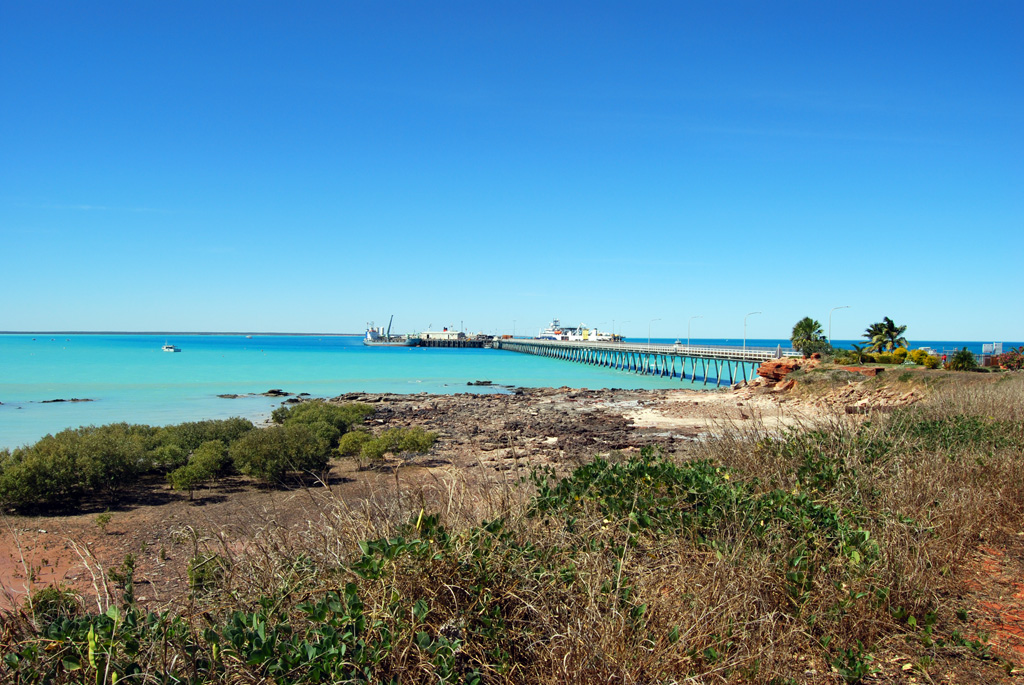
[757,358,802,382]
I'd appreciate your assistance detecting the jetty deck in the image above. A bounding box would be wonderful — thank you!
[492,339,795,385]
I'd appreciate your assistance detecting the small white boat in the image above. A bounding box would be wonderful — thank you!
[162,342,181,352]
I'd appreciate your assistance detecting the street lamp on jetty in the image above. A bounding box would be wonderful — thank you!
[828,306,850,345]
[743,311,762,365]
[688,315,703,348]
[648,318,661,352]
[615,320,630,343]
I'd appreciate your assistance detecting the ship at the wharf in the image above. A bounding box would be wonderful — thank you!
[364,316,421,347]
[537,318,615,342]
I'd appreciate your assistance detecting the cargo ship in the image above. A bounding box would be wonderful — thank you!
[363,316,421,347]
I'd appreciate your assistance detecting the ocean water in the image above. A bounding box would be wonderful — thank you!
[2,334,1018,451]
[0,334,706,450]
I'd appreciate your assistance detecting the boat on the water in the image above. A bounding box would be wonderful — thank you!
[364,316,421,347]
[162,342,181,352]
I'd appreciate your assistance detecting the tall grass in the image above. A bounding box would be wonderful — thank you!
[2,375,1022,683]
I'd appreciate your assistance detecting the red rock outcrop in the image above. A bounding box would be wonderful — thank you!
[757,358,802,382]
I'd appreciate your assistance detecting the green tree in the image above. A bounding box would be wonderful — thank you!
[790,317,829,357]
[865,317,908,352]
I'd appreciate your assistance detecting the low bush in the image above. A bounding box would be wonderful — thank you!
[271,401,374,441]
[26,586,83,626]
[168,440,230,499]
[800,339,833,358]
[229,424,329,482]
[340,426,438,462]
[0,424,148,508]
[336,429,373,456]
[832,349,857,365]
[908,348,941,369]
[154,418,254,461]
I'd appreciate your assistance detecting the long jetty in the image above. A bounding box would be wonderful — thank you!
[491,339,794,386]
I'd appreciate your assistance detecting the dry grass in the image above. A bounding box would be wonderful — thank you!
[2,374,1023,683]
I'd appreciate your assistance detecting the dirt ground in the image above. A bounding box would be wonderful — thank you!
[2,382,1021,681]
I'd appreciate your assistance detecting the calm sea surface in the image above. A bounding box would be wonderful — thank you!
[1,334,1017,450]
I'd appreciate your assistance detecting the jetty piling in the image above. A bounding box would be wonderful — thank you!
[491,339,795,386]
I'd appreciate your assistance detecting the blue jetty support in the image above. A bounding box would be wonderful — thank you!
[491,339,795,386]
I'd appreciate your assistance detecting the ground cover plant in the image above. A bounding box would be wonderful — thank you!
[2,377,1022,682]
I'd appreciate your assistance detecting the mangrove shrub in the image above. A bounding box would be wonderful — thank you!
[229,424,329,482]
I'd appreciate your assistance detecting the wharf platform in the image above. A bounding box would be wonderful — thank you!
[419,338,490,349]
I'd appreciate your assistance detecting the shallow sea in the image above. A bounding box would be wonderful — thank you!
[1,334,1017,450]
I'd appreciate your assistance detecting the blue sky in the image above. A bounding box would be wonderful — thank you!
[2,1,1021,342]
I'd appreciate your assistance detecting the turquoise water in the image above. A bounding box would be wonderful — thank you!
[4,334,1019,450]
[1,334,708,449]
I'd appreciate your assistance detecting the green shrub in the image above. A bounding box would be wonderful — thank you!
[26,586,83,625]
[337,430,373,456]
[151,443,188,470]
[800,339,833,358]
[187,553,230,593]
[893,347,908,364]
[155,417,254,455]
[946,347,978,371]
[304,420,342,449]
[271,401,374,442]
[908,348,942,369]
[831,350,856,365]
[168,440,230,499]
[229,424,329,482]
[340,427,438,462]
[0,424,147,508]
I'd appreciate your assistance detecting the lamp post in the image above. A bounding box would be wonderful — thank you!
[688,315,703,348]
[828,306,850,345]
[743,312,761,379]
[513,320,516,339]
[648,318,661,352]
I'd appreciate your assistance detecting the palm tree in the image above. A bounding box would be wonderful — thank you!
[850,342,867,364]
[865,317,908,352]
[863,322,886,351]
[791,316,826,357]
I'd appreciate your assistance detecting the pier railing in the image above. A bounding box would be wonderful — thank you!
[491,338,799,385]
[493,339,795,362]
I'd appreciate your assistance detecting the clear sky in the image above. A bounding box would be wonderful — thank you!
[2,1,1021,342]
